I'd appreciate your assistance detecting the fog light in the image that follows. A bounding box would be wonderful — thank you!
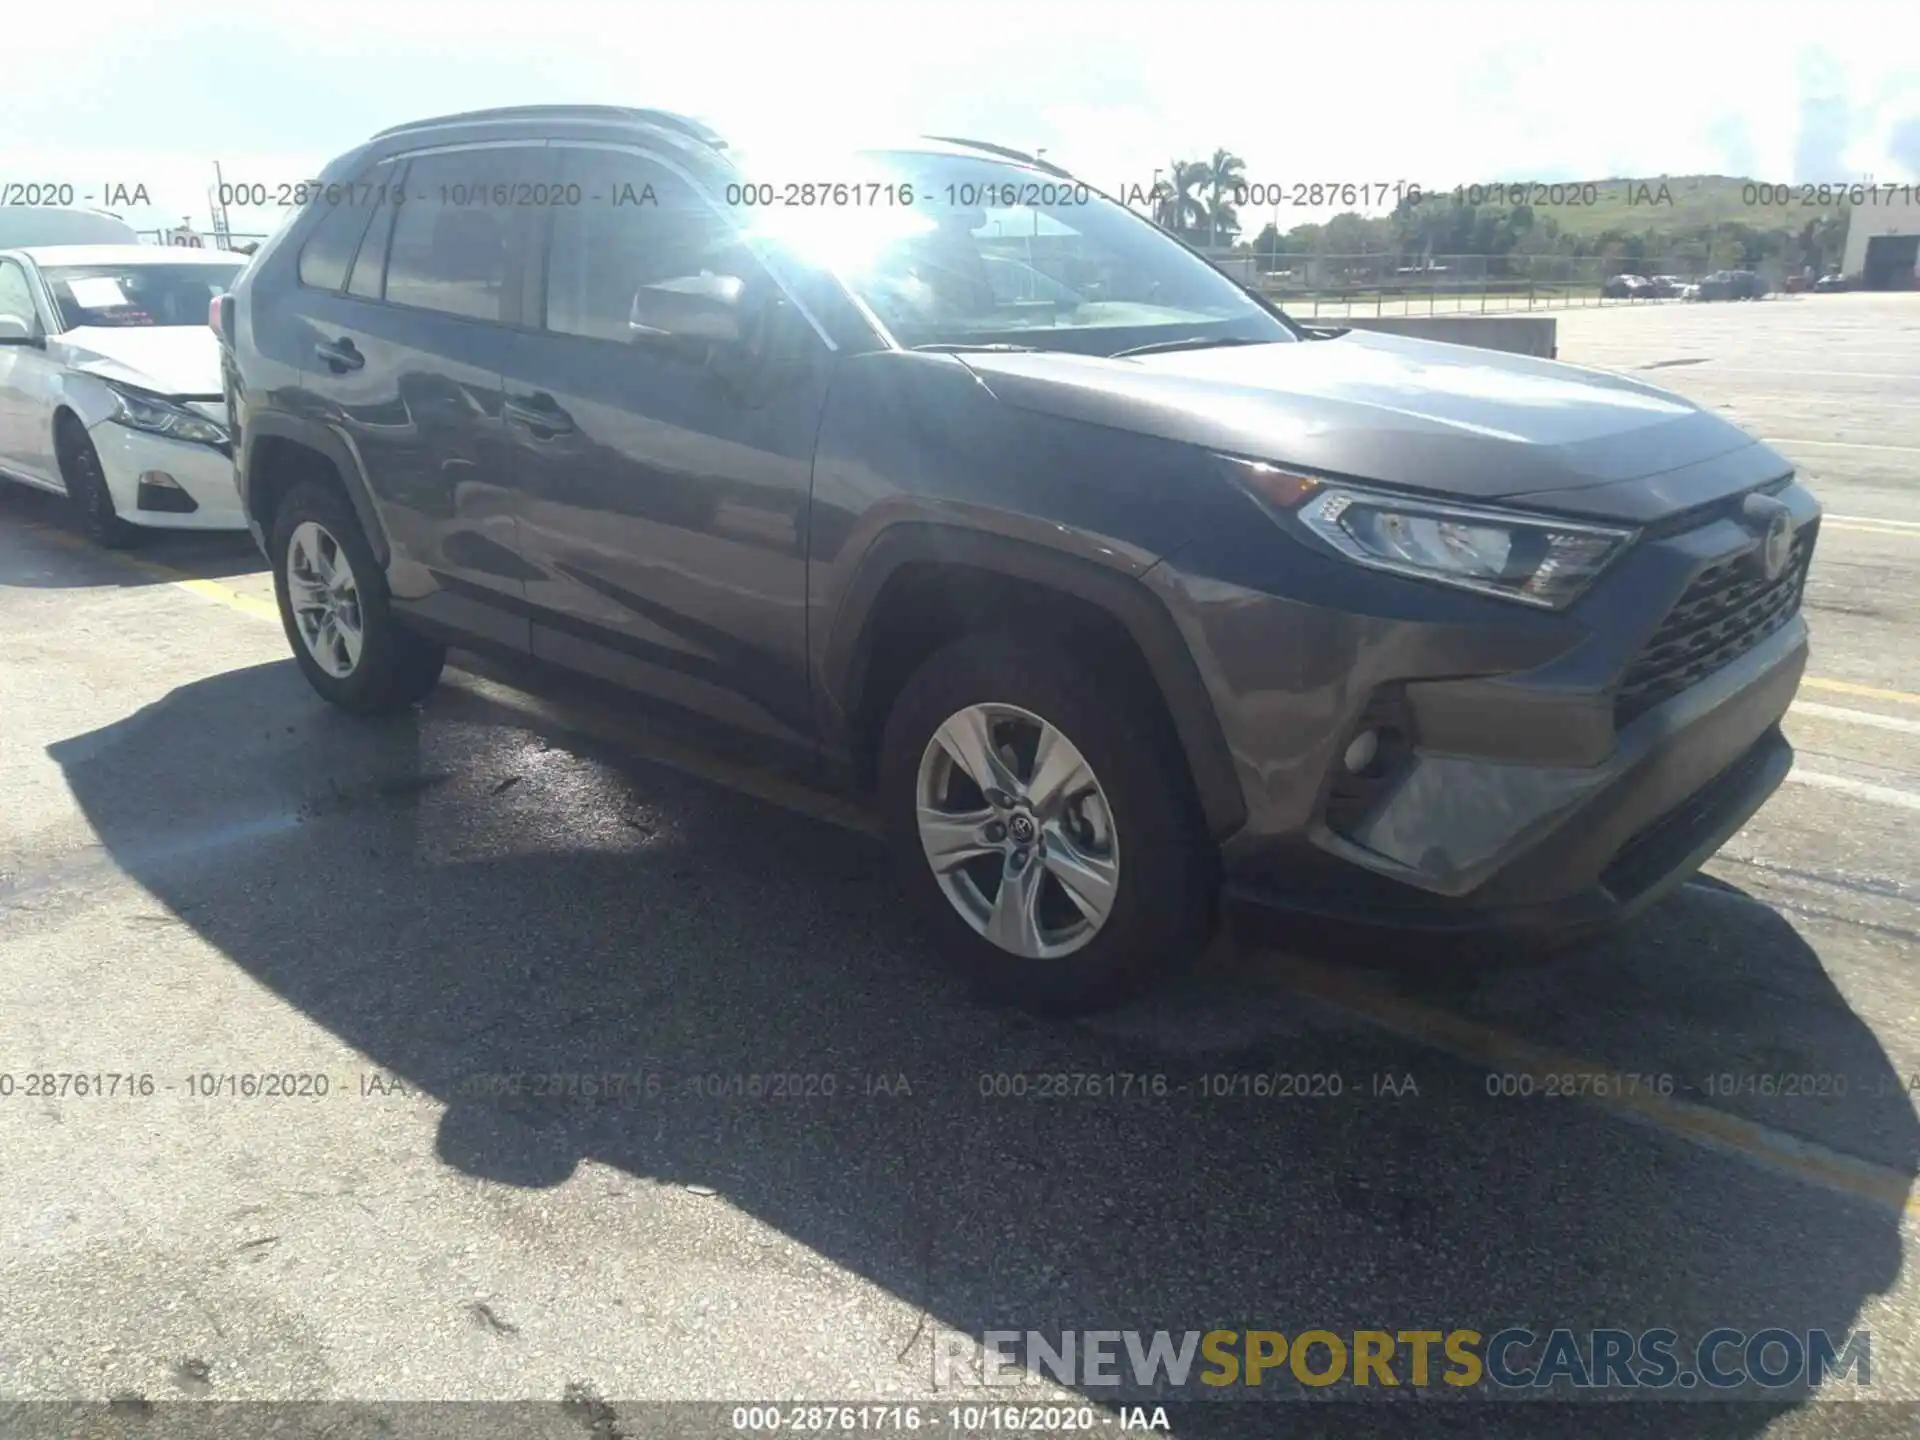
[136,471,198,513]
[1343,730,1380,773]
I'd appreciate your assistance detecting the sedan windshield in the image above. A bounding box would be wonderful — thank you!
[729,150,1297,356]
[43,263,244,329]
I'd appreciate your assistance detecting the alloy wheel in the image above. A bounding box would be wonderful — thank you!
[286,520,364,679]
[914,703,1120,959]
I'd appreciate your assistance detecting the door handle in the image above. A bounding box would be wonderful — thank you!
[314,337,363,373]
[504,393,575,437]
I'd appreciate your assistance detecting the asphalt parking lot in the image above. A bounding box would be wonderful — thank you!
[2,293,1918,1440]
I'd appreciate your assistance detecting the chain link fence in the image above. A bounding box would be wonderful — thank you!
[1248,252,1796,316]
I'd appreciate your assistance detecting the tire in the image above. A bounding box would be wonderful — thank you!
[56,416,140,549]
[269,481,445,714]
[878,631,1216,1016]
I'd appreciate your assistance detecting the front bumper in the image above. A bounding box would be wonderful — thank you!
[88,421,246,532]
[1228,622,1802,935]
[1149,477,1818,937]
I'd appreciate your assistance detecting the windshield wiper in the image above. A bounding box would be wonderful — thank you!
[1107,336,1268,359]
[909,342,1041,354]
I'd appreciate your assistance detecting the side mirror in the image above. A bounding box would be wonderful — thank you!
[0,314,45,347]
[628,273,747,347]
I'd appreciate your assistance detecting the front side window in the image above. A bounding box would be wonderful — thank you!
[727,148,1297,355]
[544,148,771,344]
[42,263,244,329]
[383,148,542,323]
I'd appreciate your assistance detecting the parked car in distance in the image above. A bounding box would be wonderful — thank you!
[1814,273,1851,293]
[1645,275,1690,298]
[219,106,1822,1014]
[1697,270,1770,301]
[0,206,140,250]
[0,245,248,544]
[1601,273,1655,299]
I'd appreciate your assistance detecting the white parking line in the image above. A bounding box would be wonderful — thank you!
[1784,769,1920,810]
[1824,522,1920,539]
[1827,514,1920,530]
[1709,368,1920,381]
[1765,437,1920,454]
[1791,701,1920,736]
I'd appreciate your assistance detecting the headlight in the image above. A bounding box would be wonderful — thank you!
[103,383,229,447]
[1225,460,1636,609]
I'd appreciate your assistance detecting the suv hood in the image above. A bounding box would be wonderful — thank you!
[958,329,1783,507]
[57,326,223,399]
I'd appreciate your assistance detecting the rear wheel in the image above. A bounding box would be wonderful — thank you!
[269,481,445,714]
[56,416,139,549]
[878,632,1215,1015]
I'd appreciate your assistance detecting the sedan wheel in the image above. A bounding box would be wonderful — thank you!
[285,520,365,679]
[915,702,1120,960]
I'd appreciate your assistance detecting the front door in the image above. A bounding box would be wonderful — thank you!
[499,144,834,747]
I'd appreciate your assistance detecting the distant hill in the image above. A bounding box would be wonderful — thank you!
[1510,175,1845,238]
[1248,174,1850,269]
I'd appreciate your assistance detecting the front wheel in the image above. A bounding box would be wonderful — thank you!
[56,417,139,549]
[270,482,445,714]
[878,632,1215,1015]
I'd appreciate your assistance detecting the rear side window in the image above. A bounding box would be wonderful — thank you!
[383,148,542,323]
[296,181,380,292]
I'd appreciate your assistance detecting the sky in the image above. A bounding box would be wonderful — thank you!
[5,0,1917,241]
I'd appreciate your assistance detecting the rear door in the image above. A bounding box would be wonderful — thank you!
[497,144,836,746]
[290,145,545,652]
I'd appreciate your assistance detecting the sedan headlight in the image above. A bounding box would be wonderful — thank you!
[1226,460,1636,609]
[103,383,229,448]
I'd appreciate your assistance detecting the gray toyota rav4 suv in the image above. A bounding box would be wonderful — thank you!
[217,106,1819,1013]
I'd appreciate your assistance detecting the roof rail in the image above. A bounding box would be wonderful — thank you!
[371,106,725,148]
[922,136,1073,180]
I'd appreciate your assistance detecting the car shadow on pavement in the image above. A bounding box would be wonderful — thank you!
[0,484,262,587]
[47,659,1919,1440]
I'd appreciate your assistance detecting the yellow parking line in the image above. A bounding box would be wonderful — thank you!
[1802,677,1920,707]
[19,519,282,623]
[1261,953,1919,1218]
[153,571,279,623]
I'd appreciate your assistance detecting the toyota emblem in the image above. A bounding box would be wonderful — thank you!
[1741,493,1797,581]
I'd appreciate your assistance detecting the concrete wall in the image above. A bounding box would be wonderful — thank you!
[1311,315,1559,359]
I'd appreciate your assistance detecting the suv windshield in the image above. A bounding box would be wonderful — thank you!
[43,262,244,330]
[730,150,1297,356]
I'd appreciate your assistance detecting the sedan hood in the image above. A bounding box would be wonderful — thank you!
[959,329,1785,509]
[57,326,224,400]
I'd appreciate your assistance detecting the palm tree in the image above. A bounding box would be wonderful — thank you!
[1202,148,1247,251]
[1150,160,1208,240]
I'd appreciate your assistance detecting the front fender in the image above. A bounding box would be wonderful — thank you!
[817,521,1247,840]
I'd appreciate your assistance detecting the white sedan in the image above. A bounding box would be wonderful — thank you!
[0,244,248,545]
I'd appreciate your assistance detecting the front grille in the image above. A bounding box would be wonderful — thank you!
[1614,527,1815,725]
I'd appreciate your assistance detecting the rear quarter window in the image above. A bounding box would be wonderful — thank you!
[296,173,387,292]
